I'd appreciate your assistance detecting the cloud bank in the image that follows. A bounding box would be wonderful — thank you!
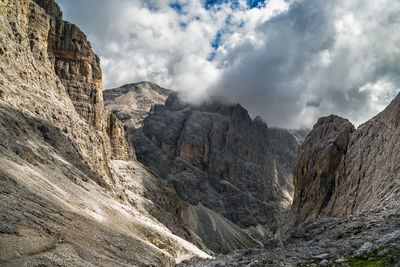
[59,0,400,128]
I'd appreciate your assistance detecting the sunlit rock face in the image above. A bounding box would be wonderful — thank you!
[104,81,171,129]
[33,0,134,163]
[130,93,301,253]
[287,115,355,229]
[0,0,210,265]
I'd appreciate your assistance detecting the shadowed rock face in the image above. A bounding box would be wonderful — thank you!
[131,93,301,253]
[288,93,400,230]
[287,115,355,229]
[0,0,209,265]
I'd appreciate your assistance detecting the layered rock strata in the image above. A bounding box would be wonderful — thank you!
[0,0,208,265]
[131,93,301,253]
[34,0,132,163]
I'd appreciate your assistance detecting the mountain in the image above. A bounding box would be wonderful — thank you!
[104,82,171,129]
[3,0,398,266]
[0,0,209,265]
[128,93,301,253]
[181,94,400,266]
[287,92,400,229]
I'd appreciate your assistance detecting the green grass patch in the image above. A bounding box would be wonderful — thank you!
[348,245,400,267]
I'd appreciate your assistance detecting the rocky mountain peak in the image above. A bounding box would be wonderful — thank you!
[34,0,133,164]
[33,0,62,18]
[253,115,264,124]
[376,92,400,131]
[287,114,355,229]
[165,93,255,126]
[104,81,171,128]
[288,90,400,230]
[130,92,301,253]
[34,0,104,131]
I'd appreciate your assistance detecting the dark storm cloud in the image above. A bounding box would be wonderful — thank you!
[211,0,400,127]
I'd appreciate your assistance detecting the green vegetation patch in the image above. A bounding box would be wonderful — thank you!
[348,245,400,267]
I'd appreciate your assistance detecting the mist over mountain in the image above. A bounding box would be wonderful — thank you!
[59,0,400,128]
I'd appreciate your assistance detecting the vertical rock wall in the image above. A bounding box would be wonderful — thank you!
[288,96,400,230]
[33,0,134,163]
[0,1,204,265]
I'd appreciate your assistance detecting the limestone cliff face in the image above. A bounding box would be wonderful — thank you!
[132,93,301,253]
[34,0,131,162]
[35,0,103,129]
[288,95,400,229]
[0,0,209,265]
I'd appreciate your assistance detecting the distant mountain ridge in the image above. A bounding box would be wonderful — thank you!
[104,82,171,129]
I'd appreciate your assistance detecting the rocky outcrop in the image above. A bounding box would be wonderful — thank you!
[35,0,104,129]
[287,115,355,228]
[104,81,171,129]
[34,0,131,163]
[0,0,209,265]
[131,93,301,253]
[288,93,400,229]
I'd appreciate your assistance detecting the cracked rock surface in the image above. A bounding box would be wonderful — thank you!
[288,93,400,229]
[0,0,210,265]
[131,93,302,253]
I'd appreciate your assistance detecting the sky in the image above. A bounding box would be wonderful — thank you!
[58,0,400,128]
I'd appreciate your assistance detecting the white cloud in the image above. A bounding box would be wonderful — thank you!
[59,0,400,128]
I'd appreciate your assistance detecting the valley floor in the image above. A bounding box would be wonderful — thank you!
[181,202,400,266]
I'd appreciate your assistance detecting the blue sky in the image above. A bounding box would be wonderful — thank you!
[60,0,400,128]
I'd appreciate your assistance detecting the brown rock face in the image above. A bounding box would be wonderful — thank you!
[288,94,400,229]
[287,115,355,229]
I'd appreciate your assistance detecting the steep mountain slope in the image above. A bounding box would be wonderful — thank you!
[182,94,400,267]
[0,0,209,265]
[104,82,171,129]
[129,93,301,253]
[288,93,400,229]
